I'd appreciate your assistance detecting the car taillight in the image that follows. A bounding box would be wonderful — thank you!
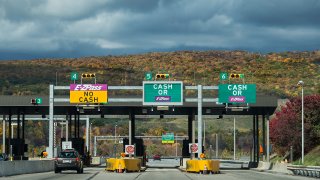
[76,157,79,162]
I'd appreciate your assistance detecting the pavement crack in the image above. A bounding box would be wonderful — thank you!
[133,173,142,180]
[86,171,100,180]
[184,174,194,180]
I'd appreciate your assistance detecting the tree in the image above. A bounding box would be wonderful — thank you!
[270,94,320,159]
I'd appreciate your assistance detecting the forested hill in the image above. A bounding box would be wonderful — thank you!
[0,50,319,97]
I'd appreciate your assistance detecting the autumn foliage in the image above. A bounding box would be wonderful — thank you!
[270,94,320,159]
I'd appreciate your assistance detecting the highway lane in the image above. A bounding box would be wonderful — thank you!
[1,167,315,180]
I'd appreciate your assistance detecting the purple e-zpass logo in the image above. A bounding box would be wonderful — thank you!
[155,96,171,102]
[229,96,246,103]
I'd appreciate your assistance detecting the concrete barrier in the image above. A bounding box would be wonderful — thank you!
[253,161,271,171]
[0,160,54,177]
[271,162,293,175]
[186,159,220,174]
[91,156,101,165]
[105,158,141,172]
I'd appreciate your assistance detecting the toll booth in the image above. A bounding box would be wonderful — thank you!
[122,138,145,156]
[61,138,85,155]
[6,138,28,160]
[182,139,204,158]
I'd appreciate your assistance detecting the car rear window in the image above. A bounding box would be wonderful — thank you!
[58,152,77,158]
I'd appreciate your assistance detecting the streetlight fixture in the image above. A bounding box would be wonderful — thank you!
[297,80,304,164]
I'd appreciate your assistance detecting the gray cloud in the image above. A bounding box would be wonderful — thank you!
[0,0,319,60]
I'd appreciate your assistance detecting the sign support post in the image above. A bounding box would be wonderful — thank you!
[49,84,54,158]
[86,116,89,153]
[2,115,5,153]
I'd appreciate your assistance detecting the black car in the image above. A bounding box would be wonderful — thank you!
[0,153,8,161]
[54,149,83,173]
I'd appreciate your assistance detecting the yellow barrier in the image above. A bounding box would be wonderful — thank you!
[186,159,220,174]
[211,160,220,173]
[105,158,141,172]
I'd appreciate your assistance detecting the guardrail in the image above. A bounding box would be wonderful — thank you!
[287,165,320,178]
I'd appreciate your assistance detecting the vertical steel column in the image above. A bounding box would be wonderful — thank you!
[49,84,54,158]
[253,115,256,162]
[8,113,12,154]
[94,136,97,156]
[256,115,260,162]
[66,115,69,141]
[197,85,202,158]
[74,113,76,138]
[129,110,135,158]
[2,115,5,153]
[215,134,218,158]
[86,116,89,152]
[301,86,304,164]
[267,114,270,162]
[262,115,266,160]
[233,116,236,160]
[77,113,80,138]
[69,114,72,139]
[188,109,194,143]
[22,113,25,140]
[17,111,20,139]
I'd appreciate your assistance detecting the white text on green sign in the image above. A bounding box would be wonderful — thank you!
[162,133,174,144]
[218,84,256,103]
[143,81,183,106]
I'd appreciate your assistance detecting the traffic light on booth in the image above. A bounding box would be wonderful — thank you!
[30,98,37,105]
[82,73,95,78]
[155,74,170,79]
[229,73,243,79]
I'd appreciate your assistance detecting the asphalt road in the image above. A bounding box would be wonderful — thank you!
[1,167,314,180]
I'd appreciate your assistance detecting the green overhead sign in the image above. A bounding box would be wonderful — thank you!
[143,81,183,106]
[218,84,256,103]
[162,133,174,144]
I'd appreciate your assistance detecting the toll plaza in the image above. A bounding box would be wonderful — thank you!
[0,83,277,169]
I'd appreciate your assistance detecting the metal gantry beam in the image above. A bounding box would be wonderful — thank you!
[48,84,238,160]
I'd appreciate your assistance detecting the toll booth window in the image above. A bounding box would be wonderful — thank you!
[59,152,76,158]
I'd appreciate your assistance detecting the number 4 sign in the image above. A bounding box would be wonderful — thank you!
[71,72,79,81]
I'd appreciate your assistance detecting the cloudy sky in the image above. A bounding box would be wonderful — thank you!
[1,0,320,60]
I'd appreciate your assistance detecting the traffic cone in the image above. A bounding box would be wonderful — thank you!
[118,163,123,173]
[204,164,208,174]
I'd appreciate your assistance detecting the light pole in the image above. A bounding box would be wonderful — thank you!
[114,125,117,144]
[233,116,236,160]
[89,123,92,154]
[297,80,304,164]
